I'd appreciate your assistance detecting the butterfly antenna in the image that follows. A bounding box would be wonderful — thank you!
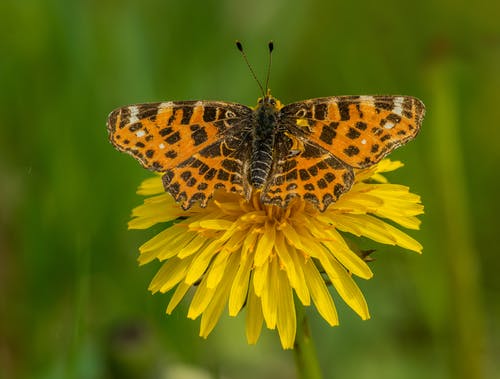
[264,41,274,94]
[236,41,265,98]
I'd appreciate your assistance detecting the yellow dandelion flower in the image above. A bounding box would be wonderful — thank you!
[129,159,423,349]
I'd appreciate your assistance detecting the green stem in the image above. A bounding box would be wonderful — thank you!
[293,306,323,379]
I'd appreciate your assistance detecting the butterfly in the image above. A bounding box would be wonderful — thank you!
[107,92,425,211]
[107,42,424,211]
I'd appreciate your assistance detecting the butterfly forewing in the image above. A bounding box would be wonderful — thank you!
[107,101,253,206]
[280,96,425,168]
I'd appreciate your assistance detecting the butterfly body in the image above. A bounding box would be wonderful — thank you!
[250,95,280,189]
[107,93,425,211]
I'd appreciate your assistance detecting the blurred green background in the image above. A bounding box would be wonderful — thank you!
[1,0,499,378]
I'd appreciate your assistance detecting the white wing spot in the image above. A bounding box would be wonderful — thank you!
[129,105,139,123]
[136,130,146,138]
[393,97,404,116]
[361,139,367,145]
[158,101,174,111]
[384,122,395,129]
[159,143,165,149]
[359,95,375,105]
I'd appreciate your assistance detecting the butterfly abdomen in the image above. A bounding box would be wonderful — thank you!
[250,104,278,188]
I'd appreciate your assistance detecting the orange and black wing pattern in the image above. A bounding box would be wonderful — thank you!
[281,95,425,168]
[107,101,253,208]
[263,139,354,211]
[266,95,425,210]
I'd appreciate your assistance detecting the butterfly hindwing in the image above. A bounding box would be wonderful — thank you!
[264,137,354,211]
[162,138,250,209]
[280,96,425,168]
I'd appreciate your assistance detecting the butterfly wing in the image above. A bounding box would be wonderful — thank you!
[280,95,425,168]
[107,101,254,209]
[265,95,425,211]
[264,136,354,211]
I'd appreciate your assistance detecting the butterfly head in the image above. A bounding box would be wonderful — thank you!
[255,89,283,111]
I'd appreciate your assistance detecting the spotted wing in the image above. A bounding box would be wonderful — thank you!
[107,101,253,209]
[280,96,425,168]
[263,136,354,211]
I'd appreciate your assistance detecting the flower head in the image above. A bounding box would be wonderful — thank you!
[129,159,423,349]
